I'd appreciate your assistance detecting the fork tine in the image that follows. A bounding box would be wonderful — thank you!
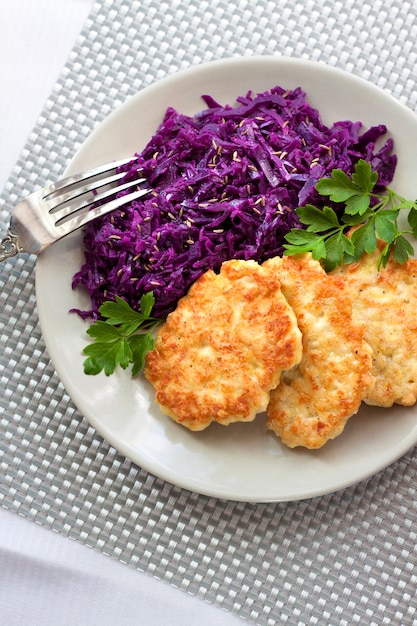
[42,156,139,198]
[52,177,147,223]
[54,187,151,234]
[46,170,129,211]
[45,162,146,215]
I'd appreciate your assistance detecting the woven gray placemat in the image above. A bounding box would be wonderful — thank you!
[1,0,417,624]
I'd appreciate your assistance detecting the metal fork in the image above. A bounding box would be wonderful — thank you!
[0,157,151,262]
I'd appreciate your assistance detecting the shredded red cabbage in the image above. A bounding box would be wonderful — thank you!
[72,85,396,319]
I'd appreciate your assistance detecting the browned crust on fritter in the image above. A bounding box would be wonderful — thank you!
[264,254,373,449]
[332,242,417,407]
[144,259,302,430]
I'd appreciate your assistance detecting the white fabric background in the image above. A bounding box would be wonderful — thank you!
[0,2,242,624]
[0,0,92,190]
[0,508,242,625]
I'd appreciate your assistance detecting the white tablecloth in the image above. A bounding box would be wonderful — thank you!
[0,507,241,625]
[0,2,242,624]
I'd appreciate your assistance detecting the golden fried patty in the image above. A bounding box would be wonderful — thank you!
[264,254,373,449]
[144,259,302,430]
[332,244,417,407]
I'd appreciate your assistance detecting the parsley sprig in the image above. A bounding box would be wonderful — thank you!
[283,159,417,271]
[83,293,160,376]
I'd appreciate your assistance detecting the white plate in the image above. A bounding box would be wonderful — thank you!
[36,56,417,502]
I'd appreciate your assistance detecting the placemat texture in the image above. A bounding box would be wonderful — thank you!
[1,0,417,624]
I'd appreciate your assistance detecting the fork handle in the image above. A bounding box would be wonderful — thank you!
[0,231,21,261]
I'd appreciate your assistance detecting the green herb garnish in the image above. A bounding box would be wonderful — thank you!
[283,159,417,271]
[83,292,160,376]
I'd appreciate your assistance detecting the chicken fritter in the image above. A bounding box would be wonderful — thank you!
[144,259,302,431]
[263,254,374,449]
[332,243,417,407]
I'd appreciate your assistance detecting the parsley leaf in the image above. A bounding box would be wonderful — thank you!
[82,293,160,376]
[284,159,417,270]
